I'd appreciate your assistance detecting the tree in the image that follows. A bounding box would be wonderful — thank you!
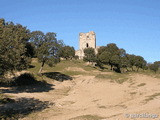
[149,61,160,73]
[98,51,111,64]
[126,54,136,71]
[0,19,31,77]
[25,42,35,57]
[0,56,6,76]
[30,31,64,74]
[154,61,160,68]
[126,54,147,71]
[120,56,130,72]
[97,43,122,71]
[29,31,45,49]
[149,63,159,73]
[110,55,121,72]
[83,47,96,63]
[58,46,75,60]
[105,43,120,55]
[134,56,146,71]
[97,46,107,56]
[105,44,121,70]
[96,44,148,73]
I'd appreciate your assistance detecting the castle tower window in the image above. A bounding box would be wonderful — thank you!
[86,43,89,48]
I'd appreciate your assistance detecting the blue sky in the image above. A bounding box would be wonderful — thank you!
[1,0,160,63]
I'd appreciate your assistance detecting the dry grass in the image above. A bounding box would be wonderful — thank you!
[130,92,137,95]
[98,105,107,109]
[28,59,97,77]
[137,83,146,87]
[144,93,160,103]
[95,73,129,84]
[69,115,105,120]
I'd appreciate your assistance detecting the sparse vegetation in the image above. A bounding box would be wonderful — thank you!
[137,83,146,87]
[28,59,98,77]
[130,92,137,95]
[144,93,160,103]
[95,73,129,84]
[98,105,107,109]
[69,115,105,120]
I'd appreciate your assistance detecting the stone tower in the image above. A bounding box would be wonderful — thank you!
[79,31,96,50]
[75,31,96,59]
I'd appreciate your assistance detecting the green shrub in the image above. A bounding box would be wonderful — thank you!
[14,73,37,86]
[0,73,38,86]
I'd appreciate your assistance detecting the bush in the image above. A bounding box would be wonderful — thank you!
[149,63,159,73]
[14,73,37,86]
[0,73,38,87]
[74,55,79,60]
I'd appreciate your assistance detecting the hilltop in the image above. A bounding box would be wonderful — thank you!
[1,59,160,120]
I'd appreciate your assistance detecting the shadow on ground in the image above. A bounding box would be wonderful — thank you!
[43,72,72,82]
[0,73,54,93]
[1,81,54,94]
[0,97,53,120]
[28,65,35,68]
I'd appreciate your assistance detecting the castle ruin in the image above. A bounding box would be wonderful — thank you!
[75,31,98,59]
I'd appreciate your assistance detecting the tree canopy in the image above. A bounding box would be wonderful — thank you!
[58,46,75,60]
[83,47,96,63]
[149,61,160,73]
[97,43,147,73]
[0,19,31,76]
[0,18,159,76]
[30,31,64,73]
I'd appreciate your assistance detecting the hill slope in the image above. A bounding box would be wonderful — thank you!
[1,60,160,120]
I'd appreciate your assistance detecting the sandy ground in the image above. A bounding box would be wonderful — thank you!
[2,71,160,120]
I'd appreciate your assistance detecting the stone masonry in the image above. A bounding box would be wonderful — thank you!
[75,31,97,59]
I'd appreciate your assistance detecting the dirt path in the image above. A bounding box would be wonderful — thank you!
[2,73,160,120]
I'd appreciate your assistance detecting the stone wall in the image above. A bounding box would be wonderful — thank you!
[75,31,96,59]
